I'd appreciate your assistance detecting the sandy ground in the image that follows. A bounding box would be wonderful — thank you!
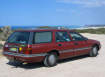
[0,41,5,45]
[0,33,105,77]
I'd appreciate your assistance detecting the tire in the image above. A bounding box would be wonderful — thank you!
[43,53,58,67]
[89,46,98,57]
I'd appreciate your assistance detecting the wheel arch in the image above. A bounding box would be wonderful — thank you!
[48,50,60,56]
[92,44,100,50]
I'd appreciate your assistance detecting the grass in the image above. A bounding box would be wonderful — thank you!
[76,28,105,34]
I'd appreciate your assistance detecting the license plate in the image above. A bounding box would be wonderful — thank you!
[9,48,17,52]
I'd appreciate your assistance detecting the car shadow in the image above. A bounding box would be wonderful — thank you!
[7,55,89,69]
[58,55,89,64]
[7,62,44,69]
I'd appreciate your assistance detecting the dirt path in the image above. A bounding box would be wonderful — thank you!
[0,33,105,77]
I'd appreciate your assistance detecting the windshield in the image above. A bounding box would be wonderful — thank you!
[7,32,30,44]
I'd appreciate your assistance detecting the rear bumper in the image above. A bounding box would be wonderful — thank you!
[3,51,47,57]
[3,51,46,63]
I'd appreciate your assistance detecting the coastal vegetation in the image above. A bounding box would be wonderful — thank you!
[0,26,12,50]
[76,28,105,34]
[0,26,12,41]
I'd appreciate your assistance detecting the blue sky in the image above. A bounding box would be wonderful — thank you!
[0,0,105,26]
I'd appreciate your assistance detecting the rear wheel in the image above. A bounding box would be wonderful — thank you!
[89,46,98,57]
[44,53,58,67]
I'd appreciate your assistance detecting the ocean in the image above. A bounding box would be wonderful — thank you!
[0,25,83,30]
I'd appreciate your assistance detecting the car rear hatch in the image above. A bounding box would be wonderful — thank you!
[3,31,31,54]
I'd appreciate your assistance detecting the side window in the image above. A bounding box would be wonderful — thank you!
[70,32,84,41]
[34,32,52,43]
[56,32,71,42]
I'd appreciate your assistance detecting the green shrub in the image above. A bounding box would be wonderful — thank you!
[0,44,3,49]
[0,26,12,41]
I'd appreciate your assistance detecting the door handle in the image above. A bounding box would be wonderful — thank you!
[74,43,78,45]
[58,44,62,46]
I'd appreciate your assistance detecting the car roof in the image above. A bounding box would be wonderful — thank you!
[15,29,76,32]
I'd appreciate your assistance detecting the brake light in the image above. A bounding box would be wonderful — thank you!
[27,48,32,51]
[25,50,30,54]
[24,45,32,54]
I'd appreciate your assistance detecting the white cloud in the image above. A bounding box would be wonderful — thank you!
[56,0,105,7]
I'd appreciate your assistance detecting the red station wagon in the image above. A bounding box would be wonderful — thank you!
[3,29,101,67]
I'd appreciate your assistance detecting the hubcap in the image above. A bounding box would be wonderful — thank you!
[93,47,97,55]
[48,55,56,65]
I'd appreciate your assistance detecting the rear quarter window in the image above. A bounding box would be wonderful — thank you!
[33,31,52,44]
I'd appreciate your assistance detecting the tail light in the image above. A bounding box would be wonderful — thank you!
[18,44,32,54]
[3,44,9,51]
[4,44,8,50]
[24,45,32,54]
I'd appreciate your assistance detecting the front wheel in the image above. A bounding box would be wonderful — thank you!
[43,53,58,67]
[89,46,98,57]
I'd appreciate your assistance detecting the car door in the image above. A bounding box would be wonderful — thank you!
[69,32,91,56]
[55,31,75,59]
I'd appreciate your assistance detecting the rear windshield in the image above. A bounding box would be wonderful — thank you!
[7,32,30,44]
